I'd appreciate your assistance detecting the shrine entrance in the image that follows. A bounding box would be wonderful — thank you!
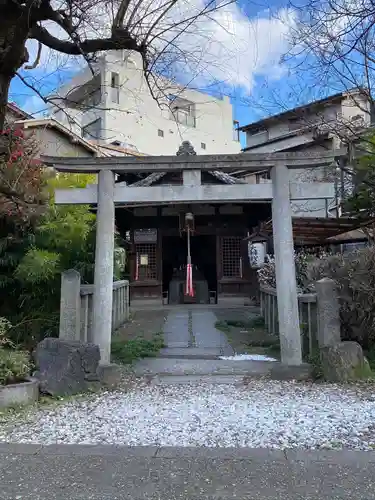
[48,141,344,366]
[162,234,217,304]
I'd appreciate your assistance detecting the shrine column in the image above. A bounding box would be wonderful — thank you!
[92,169,115,364]
[270,162,302,365]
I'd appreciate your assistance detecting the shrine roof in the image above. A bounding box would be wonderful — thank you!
[130,170,246,186]
[262,217,373,245]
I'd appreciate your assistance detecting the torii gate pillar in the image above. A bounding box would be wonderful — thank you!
[92,169,115,364]
[271,163,302,365]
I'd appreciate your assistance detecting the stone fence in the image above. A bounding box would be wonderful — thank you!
[59,269,130,342]
[260,278,340,359]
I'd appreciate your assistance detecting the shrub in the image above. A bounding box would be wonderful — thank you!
[111,334,164,364]
[0,350,31,385]
[259,246,375,350]
[305,247,375,350]
[0,317,13,348]
[257,250,329,292]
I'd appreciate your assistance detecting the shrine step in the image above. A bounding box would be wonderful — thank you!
[134,357,276,378]
[150,374,246,386]
[158,347,233,359]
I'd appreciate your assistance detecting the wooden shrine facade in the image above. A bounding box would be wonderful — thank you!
[116,201,272,302]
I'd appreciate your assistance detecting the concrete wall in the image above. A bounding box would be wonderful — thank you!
[51,51,241,155]
[27,127,95,158]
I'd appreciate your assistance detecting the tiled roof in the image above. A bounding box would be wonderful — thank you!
[129,170,246,187]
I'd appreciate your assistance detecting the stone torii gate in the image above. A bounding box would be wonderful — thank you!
[43,144,344,368]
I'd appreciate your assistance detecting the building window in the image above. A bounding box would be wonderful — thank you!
[134,243,157,280]
[233,120,240,141]
[201,142,206,150]
[158,129,164,137]
[221,236,242,278]
[82,118,102,140]
[168,95,196,127]
[82,89,101,108]
[110,72,119,103]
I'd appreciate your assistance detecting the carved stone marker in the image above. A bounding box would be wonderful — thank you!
[316,277,341,347]
[33,338,101,396]
[59,269,81,341]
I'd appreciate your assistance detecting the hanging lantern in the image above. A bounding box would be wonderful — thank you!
[245,231,268,269]
[184,212,195,231]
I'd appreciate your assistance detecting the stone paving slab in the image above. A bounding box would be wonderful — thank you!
[163,310,190,348]
[159,347,222,358]
[1,444,375,499]
[192,310,232,350]
[150,374,246,385]
[133,357,276,376]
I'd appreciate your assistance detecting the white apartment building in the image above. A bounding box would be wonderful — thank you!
[238,90,372,218]
[239,89,371,154]
[50,50,241,155]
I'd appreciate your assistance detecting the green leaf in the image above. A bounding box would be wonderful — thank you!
[15,249,61,284]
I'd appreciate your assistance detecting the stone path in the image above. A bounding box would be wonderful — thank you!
[135,308,277,383]
[162,308,233,355]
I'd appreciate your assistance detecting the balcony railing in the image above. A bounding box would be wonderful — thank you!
[170,109,196,127]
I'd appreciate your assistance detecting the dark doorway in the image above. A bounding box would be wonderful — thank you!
[162,234,217,297]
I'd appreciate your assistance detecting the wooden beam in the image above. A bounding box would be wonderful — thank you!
[41,149,347,174]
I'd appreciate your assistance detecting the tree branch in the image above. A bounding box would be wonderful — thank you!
[24,41,42,70]
[30,24,140,55]
[113,0,132,29]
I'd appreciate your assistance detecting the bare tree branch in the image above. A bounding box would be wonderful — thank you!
[24,42,42,70]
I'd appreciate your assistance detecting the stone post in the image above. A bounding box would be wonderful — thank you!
[92,170,115,364]
[125,281,130,320]
[315,277,341,347]
[270,163,302,365]
[59,269,81,340]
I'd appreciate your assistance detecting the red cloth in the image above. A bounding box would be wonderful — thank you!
[185,264,194,297]
[135,253,139,281]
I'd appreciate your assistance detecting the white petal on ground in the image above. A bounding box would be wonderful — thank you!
[1,381,375,450]
[219,354,278,361]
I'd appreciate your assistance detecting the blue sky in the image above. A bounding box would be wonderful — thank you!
[8,0,343,138]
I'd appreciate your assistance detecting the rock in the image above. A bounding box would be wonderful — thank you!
[33,338,101,396]
[97,364,122,388]
[320,341,371,382]
[270,362,313,381]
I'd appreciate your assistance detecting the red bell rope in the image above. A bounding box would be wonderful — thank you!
[185,226,194,297]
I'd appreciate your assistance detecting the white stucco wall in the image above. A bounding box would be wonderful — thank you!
[51,51,241,155]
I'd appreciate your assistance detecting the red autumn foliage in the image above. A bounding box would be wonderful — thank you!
[0,127,47,226]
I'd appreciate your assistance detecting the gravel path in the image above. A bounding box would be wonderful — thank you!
[2,381,375,450]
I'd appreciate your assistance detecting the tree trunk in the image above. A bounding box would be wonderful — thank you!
[0,7,31,130]
[0,72,12,131]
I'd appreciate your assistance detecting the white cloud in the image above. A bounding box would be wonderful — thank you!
[164,4,296,92]
[22,0,295,95]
